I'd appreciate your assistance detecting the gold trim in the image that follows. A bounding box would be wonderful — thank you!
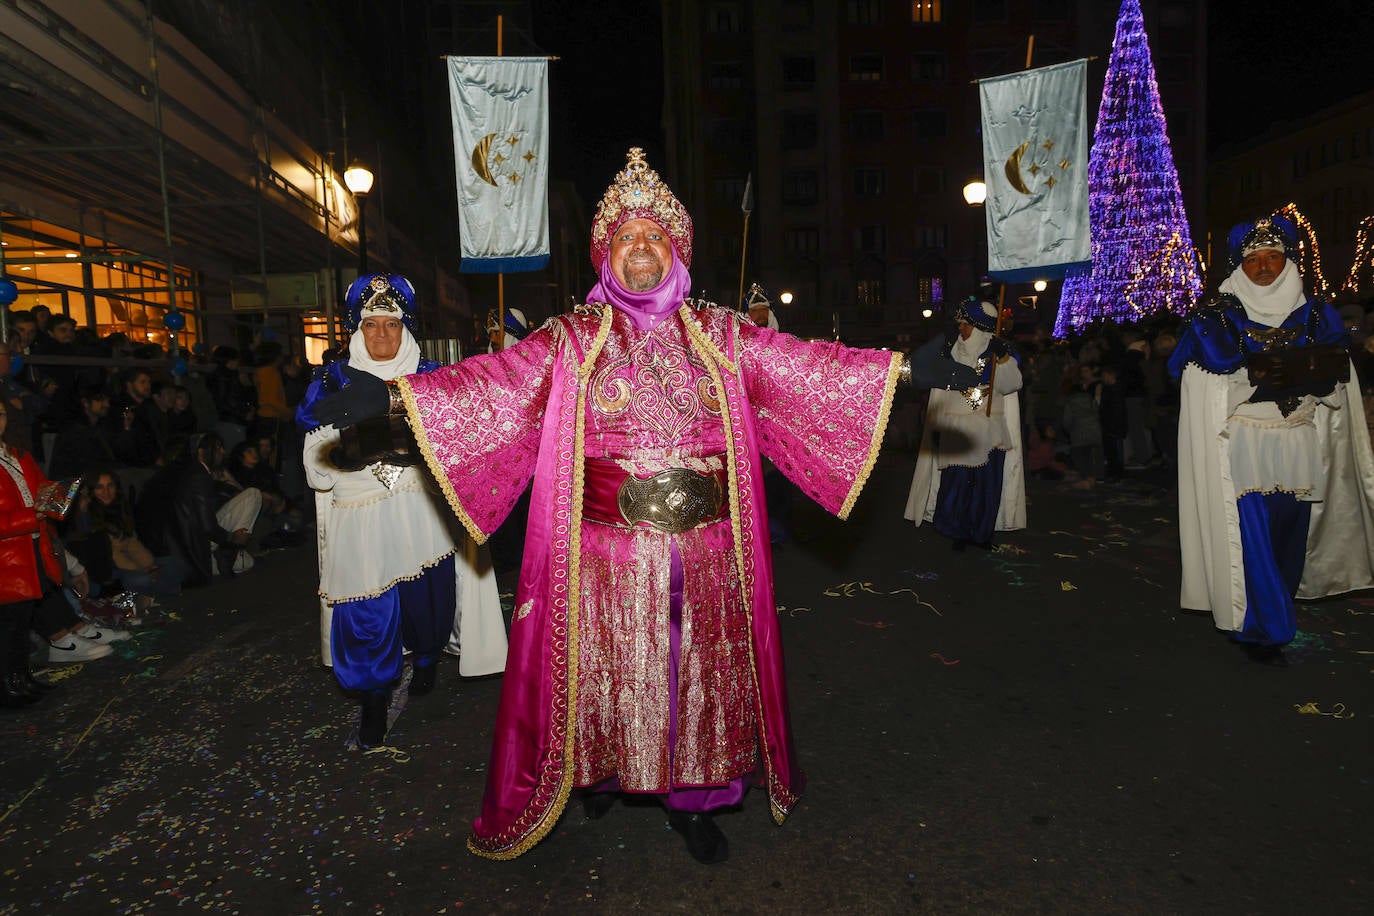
[318,546,459,603]
[468,324,599,861]
[838,351,903,520]
[396,376,487,546]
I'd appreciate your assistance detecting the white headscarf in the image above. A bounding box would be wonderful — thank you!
[1218,258,1306,328]
[952,327,992,368]
[346,323,421,381]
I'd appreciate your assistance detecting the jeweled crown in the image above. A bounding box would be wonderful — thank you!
[590,147,693,270]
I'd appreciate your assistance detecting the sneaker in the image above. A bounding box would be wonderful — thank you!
[73,623,131,644]
[48,634,114,663]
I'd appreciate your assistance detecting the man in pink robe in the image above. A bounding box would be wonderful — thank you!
[313,148,974,863]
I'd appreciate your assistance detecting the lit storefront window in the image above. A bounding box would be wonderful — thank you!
[0,214,199,348]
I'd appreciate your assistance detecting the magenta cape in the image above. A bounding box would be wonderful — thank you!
[398,303,901,859]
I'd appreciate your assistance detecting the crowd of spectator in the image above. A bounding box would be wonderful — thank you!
[1,307,309,689]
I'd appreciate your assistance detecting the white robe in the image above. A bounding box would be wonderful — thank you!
[305,423,507,677]
[1176,362,1374,631]
[904,351,1027,531]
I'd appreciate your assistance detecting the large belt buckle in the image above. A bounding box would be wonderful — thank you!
[616,467,724,534]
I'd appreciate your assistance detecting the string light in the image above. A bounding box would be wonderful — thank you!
[1340,215,1374,296]
[1274,203,1332,298]
[1054,0,1202,337]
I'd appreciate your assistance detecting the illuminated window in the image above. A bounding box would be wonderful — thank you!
[849,53,884,81]
[0,213,199,347]
[911,0,942,24]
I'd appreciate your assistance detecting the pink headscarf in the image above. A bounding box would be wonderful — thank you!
[585,243,693,331]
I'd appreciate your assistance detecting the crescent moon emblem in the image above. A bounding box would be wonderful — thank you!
[470,133,499,187]
[1004,141,1033,195]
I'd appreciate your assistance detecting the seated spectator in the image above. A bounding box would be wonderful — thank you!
[142,432,259,587]
[69,469,185,601]
[48,383,118,480]
[0,402,122,706]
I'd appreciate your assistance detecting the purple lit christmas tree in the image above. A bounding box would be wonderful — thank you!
[1054,0,1201,337]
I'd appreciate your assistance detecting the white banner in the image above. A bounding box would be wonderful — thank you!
[448,57,549,273]
[979,59,1090,281]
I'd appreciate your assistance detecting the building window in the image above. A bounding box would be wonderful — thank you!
[849,54,884,82]
[846,0,881,24]
[856,278,885,306]
[781,109,818,150]
[911,0,942,23]
[853,167,885,196]
[912,109,947,142]
[915,223,948,249]
[854,225,886,252]
[911,52,947,82]
[917,276,945,304]
[974,0,1007,21]
[850,109,884,142]
[707,3,743,33]
[785,227,820,256]
[782,170,819,206]
[708,61,744,90]
[713,175,748,205]
[782,55,816,90]
[914,166,946,195]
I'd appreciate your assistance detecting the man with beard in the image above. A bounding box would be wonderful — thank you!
[312,148,976,863]
[1169,216,1374,666]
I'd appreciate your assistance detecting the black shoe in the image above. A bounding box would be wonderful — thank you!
[582,791,616,820]
[215,547,239,578]
[20,668,59,697]
[1,673,40,708]
[666,810,729,864]
[408,661,437,697]
[358,692,390,747]
[1241,643,1288,667]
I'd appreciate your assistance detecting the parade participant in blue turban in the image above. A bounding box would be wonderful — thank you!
[904,297,1027,549]
[1169,216,1374,666]
[297,274,506,748]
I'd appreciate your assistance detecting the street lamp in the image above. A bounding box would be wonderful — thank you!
[962,178,987,291]
[1034,279,1048,292]
[343,160,375,274]
[779,291,794,306]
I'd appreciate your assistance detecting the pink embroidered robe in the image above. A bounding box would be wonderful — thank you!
[398,302,901,859]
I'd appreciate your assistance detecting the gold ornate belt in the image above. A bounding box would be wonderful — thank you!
[583,459,728,534]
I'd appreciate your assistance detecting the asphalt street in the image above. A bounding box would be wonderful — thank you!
[1,447,1368,914]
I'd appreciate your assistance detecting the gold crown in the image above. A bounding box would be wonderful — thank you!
[590,147,693,270]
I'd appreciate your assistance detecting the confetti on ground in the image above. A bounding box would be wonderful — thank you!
[1060,581,1077,591]
[1293,702,1354,719]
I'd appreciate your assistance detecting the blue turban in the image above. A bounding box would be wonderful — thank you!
[1227,216,1297,270]
[344,273,418,334]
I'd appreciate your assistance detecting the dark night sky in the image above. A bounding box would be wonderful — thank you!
[507,2,1374,202]
[1206,0,1374,150]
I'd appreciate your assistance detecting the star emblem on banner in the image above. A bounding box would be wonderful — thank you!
[470,129,537,187]
[1003,138,1072,195]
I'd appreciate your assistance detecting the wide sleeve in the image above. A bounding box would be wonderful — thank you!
[397,326,559,542]
[734,322,902,518]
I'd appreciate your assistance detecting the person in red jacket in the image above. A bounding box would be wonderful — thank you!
[0,400,67,708]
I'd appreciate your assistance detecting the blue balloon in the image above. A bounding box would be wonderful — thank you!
[170,355,188,377]
[162,310,186,331]
[0,278,16,306]
[8,353,23,375]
